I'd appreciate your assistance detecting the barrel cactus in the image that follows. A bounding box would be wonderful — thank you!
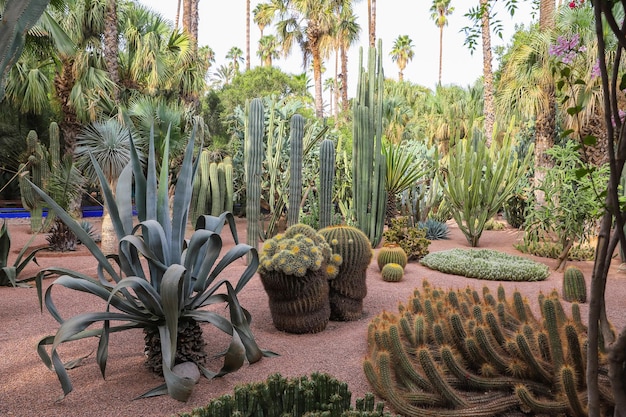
[318,225,373,321]
[562,265,587,303]
[258,224,342,333]
[381,263,404,282]
[377,243,408,271]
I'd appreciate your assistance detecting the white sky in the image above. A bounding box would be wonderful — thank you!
[137,0,536,97]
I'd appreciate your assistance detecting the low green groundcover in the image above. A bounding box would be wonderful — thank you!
[420,248,550,281]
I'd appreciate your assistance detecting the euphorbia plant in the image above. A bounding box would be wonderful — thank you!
[32,125,273,402]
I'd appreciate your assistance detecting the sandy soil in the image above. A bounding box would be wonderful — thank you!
[1,217,624,417]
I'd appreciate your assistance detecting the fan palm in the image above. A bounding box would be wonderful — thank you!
[332,0,360,113]
[430,0,454,85]
[258,35,280,67]
[390,35,414,82]
[226,46,244,73]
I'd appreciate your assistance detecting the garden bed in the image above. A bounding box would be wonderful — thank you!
[1,217,624,417]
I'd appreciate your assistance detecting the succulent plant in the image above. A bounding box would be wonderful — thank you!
[418,218,450,240]
[0,220,44,287]
[377,244,408,271]
[381,263,404,282]
[562,265,587,303]
[175,372,397,417]
[319,225,373,321]
[383,216,430,261]
[420,248,550,281]
[364,279,614,416]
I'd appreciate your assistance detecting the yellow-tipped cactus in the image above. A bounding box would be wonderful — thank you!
[381,263,404,282]
[377,243,408,271]
[562,265,587,303]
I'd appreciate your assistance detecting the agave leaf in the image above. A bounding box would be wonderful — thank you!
[158,126,172,244]
[115,163,134,235]
[160,265,186,369]
[128,132,147,221]
[108,276,164,317]
[216,329,245,377]
[158,323,195,402]
[133,220,171,267]
[224,281,265,363]
[89,152,126,241]
[0,222,10,268]
[182,229,220,294]
[205,245,258,293]
[136,383,168,399]
[195,212,239,242]
[27,180,120,280]
[97,321,109,378]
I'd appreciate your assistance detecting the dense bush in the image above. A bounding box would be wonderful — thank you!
[420,248,550,281]
[383,216,430,260]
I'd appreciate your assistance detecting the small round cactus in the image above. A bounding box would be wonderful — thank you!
[377,243,408,271]
[381,263,404,282]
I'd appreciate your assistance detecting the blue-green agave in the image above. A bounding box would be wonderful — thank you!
[31,125,274,402]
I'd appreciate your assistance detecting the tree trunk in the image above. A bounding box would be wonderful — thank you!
[438,25,443,85]
[104,0,120,101]
[55,59,82,157]
[340,44,349,113]
[480,0,494,146]
[370,0,376,48]
[312,40,324,118]
[334,47,340,117]
[175,0,181,30]
[246,0,251,70]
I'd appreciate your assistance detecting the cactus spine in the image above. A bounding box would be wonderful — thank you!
[319,138,335,229]
[364,279,614,416]
[287,114,304,227]
[245,98,264,254]
[562,266,587,303]
[353,39,386,248]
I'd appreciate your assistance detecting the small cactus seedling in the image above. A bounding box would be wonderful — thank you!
[381,263,404,282]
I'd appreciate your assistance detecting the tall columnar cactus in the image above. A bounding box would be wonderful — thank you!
[562,265,587,303]
[287,114,305,227]
[223,156,234,213]
[363,279,613,416]
[0,0,52,102]
[192,149,211,221]
[209,161,221,216]
[19,130,50,232]
[319,138,335,229]
[318,225,373,321]
[49,122,61,171]
[245,98,264,253]
[353,40,387,248]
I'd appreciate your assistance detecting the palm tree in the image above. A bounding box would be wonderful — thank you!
[253,3,274,36]
[324,77,335,115]
[430,0,454,86]
[480,0,495,146]
[213,64,235,87]
[104,0,120,100]
[258,35,280,67]
[75,119,132,254]
[390,35,414,82]
[182,0,199,50]
[332,0,360,113]
[246,0,251,71]
[226,46,244,73]
[264,0,335,118]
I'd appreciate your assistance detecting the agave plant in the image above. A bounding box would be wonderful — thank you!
[0,221,45,287]
[32,125,273,402]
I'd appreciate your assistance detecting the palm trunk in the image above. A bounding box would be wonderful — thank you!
[334,47,340,117]
[438,25,443,85]
[480,0,494,146]
[104,0,120,101]
[369,0,376,47]
[312,43,324,118]
[246,0,251,71]
[340,44,349,113]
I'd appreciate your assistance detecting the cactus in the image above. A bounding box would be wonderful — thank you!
[209,161,221,216]
[377,243,408,271]
[258,224,342,333]
[174,373,396,417]
[353,40,387,248]
[288,114,305,227]
[319,138,335,229]
[562,265,587,303]
[363,279,614,416]
[19,130,51,232]
[318,225,373,321]
[223,156,234,213]
[245,98,264,254]
[381,263,404,282]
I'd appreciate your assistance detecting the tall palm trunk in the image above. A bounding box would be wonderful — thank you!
[438,24,444,85]
[534,0,556,204]
[246,0,251,70]
[480,0,494,146]
[334,47,340,117]
[175,0,182,30]
[104,0,120,101]
[340,44,349,112]
[368,0,376,47]
[55,60,82,157]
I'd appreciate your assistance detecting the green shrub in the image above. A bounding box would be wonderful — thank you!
[383,216,430,260]
[515,240,595,261]
[484,218,506,231]
[175,372,397,417]
[420,248,550,281]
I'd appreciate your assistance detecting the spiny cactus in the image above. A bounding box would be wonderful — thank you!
[288,114,305,227]
[363,279,614,417]
[318,225,373,321]
[319,138,336,229]
[258,224,342,334]
[381,263,404,282]
[377,243,408,271]
[175,372,397,417]
[245,98,264,254]
[223,156,234,213]
[562,265,587,303]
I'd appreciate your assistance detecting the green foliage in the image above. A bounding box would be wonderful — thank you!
[381,263,404,282]
[563,266,587,303]
[364,279,611,416]
[521,140,608,256]
[440,125,533,247]
[175,373,396,417]
[515,240,595,261]
[0,220,44,287]
[33,125,271,402]
[484,218,506,231]
[417,218,450,240]
[420,248,550,281]
[377,244,408,271]
[383,217,430,261]
[503,191,528,229]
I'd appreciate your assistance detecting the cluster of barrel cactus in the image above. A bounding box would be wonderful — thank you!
[190,151,234,222]
[175,372,397,417]
[377,244,408,283]
[364,279,614,416]
[318,225,373,321]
